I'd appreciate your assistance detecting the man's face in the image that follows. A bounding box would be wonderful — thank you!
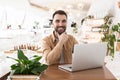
[52,14,67,35]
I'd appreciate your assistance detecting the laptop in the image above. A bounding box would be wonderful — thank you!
[59,42,107,72]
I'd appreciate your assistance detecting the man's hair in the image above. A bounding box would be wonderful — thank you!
[52,10,67,19]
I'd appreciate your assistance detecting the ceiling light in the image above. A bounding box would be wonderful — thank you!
[77,3,84,9]
[66,5,73,9]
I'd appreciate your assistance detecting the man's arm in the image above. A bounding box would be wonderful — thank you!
[42,40,63,65]
[42,33,68,65]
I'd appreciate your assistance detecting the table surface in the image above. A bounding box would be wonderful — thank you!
[40,64,116,80]
[0,52,118,80]
[0,64,116,80]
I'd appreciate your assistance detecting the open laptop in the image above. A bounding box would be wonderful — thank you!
[59,42,107,72]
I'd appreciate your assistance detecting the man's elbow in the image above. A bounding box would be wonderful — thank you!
[46,58,53,65]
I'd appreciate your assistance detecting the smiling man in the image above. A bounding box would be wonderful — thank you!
[42,10,78,65]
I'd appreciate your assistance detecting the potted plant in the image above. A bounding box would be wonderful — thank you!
[81,15,94,25]
[7,49,48,80]
[33,21,39,29]
[71,22,78,34]
[100,15,120,58]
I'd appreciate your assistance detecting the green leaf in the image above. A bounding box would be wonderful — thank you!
[11,64,19,70]
[9,49,48,75]
[31,64,48,75]
[7,56,20,63]
[18,49,29,61]
[112,25,119,32]
[32,56,42,62]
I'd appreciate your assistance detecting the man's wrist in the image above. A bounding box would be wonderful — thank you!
[58,40,64,46]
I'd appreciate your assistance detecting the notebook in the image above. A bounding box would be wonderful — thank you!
[58,42,107,72]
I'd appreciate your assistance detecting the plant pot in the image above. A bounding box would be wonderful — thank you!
[7,74,40,80]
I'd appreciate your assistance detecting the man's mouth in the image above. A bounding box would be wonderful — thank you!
[56,27,65,35]
[58,27,64,30]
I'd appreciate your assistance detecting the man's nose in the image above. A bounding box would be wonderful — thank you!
[58,21,64,26]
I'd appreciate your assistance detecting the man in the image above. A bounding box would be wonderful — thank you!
[42,10,78,65]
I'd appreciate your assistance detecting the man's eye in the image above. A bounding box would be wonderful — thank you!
[55,20,66,23]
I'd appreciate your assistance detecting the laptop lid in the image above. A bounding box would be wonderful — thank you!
[59,42,107,72]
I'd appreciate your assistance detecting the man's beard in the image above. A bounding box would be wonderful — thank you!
[55,26,66,35]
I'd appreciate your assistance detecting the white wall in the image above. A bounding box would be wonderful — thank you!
[87,0,118,18]
[0,0,50,29]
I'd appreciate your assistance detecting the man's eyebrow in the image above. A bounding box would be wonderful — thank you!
[56,19,60,21]
[62,19,67,22]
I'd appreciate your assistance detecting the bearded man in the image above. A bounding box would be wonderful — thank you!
[42,10,78,65]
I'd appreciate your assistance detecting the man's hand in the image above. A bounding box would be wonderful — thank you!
[58,32,68,45]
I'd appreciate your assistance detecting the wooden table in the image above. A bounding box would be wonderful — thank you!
[0,64,116,80]
[0,73,10,80]
[40,65,116,80]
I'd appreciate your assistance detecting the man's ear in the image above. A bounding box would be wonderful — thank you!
[51,24,54,28]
